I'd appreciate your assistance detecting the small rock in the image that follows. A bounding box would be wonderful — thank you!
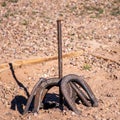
[63,110,67,115]
[71,112,76,116]
[33,112,38,116]
[106,93,113,97]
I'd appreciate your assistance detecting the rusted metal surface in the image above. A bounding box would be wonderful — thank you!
[23,78,59,114]
[33,78,59,113]
[60,74,98,115]
[57,20,63,79]
[23,78,45,115]
[70,82,91,107]
[57,20,63,107]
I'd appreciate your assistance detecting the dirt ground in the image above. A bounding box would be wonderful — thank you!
[0,0,120,120]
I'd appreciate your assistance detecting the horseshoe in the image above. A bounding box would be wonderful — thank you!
[70,82,91,107]
[23,77,45,115]
[60,74,98,114]
[32,78,60,113]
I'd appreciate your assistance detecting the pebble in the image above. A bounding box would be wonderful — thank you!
[34,112,38,116]
[63,110,67,115]
[106,93,113,97]
[71,112,76,116]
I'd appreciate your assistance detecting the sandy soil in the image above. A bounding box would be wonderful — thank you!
[0,0,120,120]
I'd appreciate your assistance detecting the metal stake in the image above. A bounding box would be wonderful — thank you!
[57,20,63,79]
[57,20,63,108]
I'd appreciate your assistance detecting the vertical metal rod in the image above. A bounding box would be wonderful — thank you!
[57,20,63,108]
[57,20,63,79]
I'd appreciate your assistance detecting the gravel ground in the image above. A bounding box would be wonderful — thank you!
[0,0,120,120]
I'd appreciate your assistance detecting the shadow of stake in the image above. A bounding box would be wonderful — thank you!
[9,63,29,97]
[9,63,30,114]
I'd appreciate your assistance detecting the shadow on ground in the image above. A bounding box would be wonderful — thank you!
[10,93,59,114]
[9,63,59,114]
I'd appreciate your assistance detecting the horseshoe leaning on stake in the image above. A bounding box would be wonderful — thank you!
[32,78,60,113]
[60,74,98,115]
[23,77,46,115]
